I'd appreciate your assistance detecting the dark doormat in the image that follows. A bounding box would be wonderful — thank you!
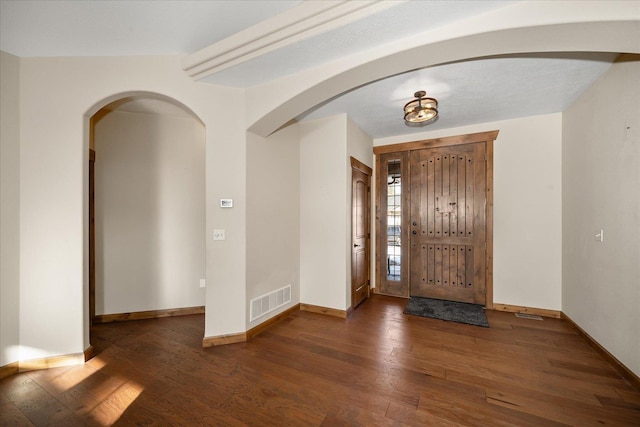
[404,297,489,327]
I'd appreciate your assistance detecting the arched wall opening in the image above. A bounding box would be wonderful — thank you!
[84,91,206,344]
[248,20,639,137]
[13,54,247,365]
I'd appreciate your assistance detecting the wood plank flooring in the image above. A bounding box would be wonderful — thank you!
[1,295,639,426]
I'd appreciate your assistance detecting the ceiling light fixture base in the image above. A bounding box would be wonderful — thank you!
[404,90,438,124]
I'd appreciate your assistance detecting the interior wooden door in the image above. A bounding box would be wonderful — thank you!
[409,142,487,304]
[351,157,371,309]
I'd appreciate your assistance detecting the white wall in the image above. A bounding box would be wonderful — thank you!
[17,55,246,360]
[375,113,563,311]
[94,109,205,315]
[246,124,300,328]
[0,51,21,366]
[300,115,349,310]
[563,57,640,376]
[299,115,373,310]
[346,118,373,305]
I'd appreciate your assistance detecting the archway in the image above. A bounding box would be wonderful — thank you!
[247,20,639,136]
[85,92,206,348]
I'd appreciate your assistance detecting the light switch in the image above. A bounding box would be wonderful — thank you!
[595,229,604,242]
[213,229,225,241]
[199,279,206,288]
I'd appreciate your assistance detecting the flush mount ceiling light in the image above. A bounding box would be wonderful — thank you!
[404,90,438,124]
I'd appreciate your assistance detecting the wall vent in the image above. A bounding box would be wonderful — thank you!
[250,284,291,322]
[515,313,543,320]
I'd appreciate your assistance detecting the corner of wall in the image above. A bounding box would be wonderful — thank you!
[562,57,640,377]
[0,50,21,367]
[246,123,301,330]
[299,115,350,310]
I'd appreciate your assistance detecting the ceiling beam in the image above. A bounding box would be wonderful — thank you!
[182,0,402,80]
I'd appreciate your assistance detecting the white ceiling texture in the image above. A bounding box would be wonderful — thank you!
[0,0,621,138]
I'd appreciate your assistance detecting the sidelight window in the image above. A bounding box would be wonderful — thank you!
[387,160,401,281]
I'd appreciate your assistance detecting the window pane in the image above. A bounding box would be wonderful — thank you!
[387,160,401,281]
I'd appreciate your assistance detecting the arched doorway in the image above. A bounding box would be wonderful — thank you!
[87,93,205,344]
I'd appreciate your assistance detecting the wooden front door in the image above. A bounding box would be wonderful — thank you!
[409,142,487,304]
[351,157,372,309]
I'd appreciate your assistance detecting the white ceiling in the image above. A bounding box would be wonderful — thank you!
[0,0,623,139]
[0,0,301,57]
[201,1,515,87]
[300,53,617,138]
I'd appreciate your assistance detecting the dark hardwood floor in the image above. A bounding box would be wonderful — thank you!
[1,295,639,426]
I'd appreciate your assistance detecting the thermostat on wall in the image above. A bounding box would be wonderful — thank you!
[220,199,233,208]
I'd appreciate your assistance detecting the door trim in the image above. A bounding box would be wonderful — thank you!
[351,156,372,175]
[374,130,498,308]
[373,130,499,155]
[89,149,96,325]
[485,139,494,309]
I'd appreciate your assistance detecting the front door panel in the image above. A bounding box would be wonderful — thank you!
[409,142,486,304]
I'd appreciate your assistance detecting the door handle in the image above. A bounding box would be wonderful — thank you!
[353,244,361,248]
[412,230,417,235]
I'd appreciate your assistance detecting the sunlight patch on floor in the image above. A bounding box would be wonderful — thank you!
[89,380,144,426]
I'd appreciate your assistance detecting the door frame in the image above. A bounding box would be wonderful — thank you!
[373,130,498,308]
[350,157,372,311]
[89,149,96,327]
[374,151,410,297]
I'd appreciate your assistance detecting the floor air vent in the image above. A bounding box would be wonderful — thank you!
[515,313,543,320]
[250,284,291,322]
